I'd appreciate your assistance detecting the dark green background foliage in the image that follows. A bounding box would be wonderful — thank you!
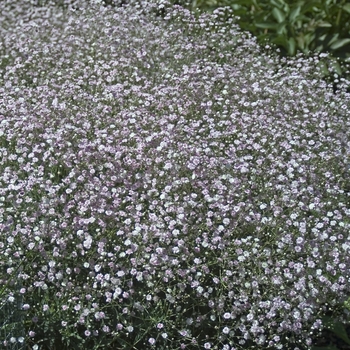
[172,0,350,93]
[182,0,350,58]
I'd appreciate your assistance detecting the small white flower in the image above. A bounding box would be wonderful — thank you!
[223,312,231,320]
[222,326,230,334]
[83,235,92,249]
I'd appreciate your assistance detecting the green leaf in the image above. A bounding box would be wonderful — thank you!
[276,22,287,35]
[317,21,332,27]
[344,298,350,311]
[328,33,340,45]
[333,60,346,76]
[255,22,279,29]
[289,4,301,23]
[300,1,323,14]
[321,315,350,345]
[269,0,284,8]
[342,3,350,14]
[287,37,296,55]
[314,32,340,51]
[272,7,285,23]
[226,0,254,5]
[330,38,350,50]
[297,32,315,52]
[271,35,288,48]
[332,322,350,345]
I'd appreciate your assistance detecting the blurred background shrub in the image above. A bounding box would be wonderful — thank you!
[184,0,350,58]
[173,0,350,93]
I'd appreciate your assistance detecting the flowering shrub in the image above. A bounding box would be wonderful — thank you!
[0,0,349,349]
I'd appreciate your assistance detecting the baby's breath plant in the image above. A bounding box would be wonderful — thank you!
[0,0,349,349]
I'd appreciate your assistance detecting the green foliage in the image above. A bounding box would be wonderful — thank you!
[310,313,350,350]
[184,0,350,57]
[320,316,350,346]
[174,0,350,92]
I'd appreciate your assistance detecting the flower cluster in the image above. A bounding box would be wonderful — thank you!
[0,0,349,349]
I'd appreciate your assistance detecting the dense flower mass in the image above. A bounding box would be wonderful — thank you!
[0,0,349,349]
